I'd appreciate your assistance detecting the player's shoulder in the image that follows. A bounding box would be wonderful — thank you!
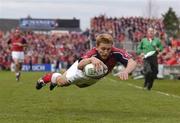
[111,47,131,58]
[111,47,126,54]
[82,47,97,58]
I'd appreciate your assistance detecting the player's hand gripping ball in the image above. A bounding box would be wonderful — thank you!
[84,63,108,79]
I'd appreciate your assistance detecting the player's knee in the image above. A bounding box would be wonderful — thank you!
[51,73,62,83]
[54,73,70,86]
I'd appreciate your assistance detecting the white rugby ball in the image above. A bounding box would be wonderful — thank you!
[83,63,108,79]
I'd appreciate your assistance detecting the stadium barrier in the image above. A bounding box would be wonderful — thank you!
[113,64,180,80]
[22,64,51,72]
[163,65,180,79]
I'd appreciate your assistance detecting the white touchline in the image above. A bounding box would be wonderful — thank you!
[108,78,180,99]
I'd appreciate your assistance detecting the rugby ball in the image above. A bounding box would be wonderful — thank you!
[83,63,108,79]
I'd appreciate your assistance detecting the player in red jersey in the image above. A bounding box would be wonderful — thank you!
[36,33,137,90]
[8,29,27,81]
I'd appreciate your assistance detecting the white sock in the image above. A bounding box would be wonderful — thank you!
[51,73,62,84]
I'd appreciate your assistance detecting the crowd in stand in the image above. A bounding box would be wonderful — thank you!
[90,15,164,43]
[158,36,180,65]
[0,15,179,70]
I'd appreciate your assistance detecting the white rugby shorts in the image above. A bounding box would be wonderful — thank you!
[12,51,24,62]
[65,60,99,86]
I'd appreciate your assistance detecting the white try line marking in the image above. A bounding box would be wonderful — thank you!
[108,78,180,99]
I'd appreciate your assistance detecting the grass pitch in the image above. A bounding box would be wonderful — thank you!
[0,71,180,123]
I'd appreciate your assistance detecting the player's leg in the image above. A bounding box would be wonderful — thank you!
[51,60,96,89]
[16,61,24,81]
[16,53,24,81]
[12,52,19,80]
[36,60,84,90]
[12,51,24,81]
[13,58,21,81]
[36,72,70,90]
[50,72,71,90]
[36,72,56,90]
[48,60,86,89]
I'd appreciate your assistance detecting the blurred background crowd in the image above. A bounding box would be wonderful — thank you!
[0,15,179,71]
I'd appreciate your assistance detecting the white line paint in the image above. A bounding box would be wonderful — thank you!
[108,78,180,99]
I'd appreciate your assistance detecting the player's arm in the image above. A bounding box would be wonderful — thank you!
[122,58,137,74]
[117,58,137,80]
[114,49,137,80]
[20,38,28,47]
[13,38,27,47]
[77,58,92,70]
[78,57,105,70]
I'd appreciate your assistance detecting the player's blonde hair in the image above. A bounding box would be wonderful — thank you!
[95,33,113,46]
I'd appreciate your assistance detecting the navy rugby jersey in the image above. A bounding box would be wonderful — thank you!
[81,47,132,74]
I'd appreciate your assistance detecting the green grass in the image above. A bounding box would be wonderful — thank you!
[0,71,180,123]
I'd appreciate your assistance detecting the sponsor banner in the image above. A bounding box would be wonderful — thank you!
[22,64,51,72]
[19,18,57,30]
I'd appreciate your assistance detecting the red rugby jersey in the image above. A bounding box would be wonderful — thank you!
[82,47,132,73]
[8,37,26,52]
